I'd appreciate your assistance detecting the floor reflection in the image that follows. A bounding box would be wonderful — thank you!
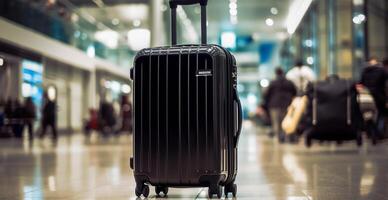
[0,123,388,199]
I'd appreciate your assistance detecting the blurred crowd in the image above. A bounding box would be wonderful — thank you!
[258,57,388,144]
[84,95,133,137]
[0,94,133,140]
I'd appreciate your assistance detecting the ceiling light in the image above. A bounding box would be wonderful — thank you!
[306,56,314,65]
[260,79,270,88]
[112,18,120,25]
[121,84,131,94]
[221,32,236,49]
[305,39,313,47]
[352,14,366,24]
[265,18,274,26]
[229,2,237,10]
[94,30,119,49]
[87,45,95,58]
[229,0,238,24]
[286,0,313,34]
[111,81,121,92]
[0,57,4,67]
[353,0,364,6]
[352,16,361,24]
[133,20,141,27]
[127,28,151,51]
[358,14,366,21]
[270,7,278,15]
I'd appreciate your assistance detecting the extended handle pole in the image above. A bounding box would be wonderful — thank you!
[171,7,177,45]
[170,1,207,45]
[200,5,207,45]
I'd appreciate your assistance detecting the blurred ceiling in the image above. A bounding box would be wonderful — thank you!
[185,0,292,41]
[69,0,293,42]
[78,4,150,31]
[68,0,149,6]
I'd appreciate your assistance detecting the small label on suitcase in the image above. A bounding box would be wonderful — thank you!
[196,69,213,77]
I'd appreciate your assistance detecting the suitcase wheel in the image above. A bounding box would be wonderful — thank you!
[208,185,222,199]
[224,183,237,198]
[135,184,149,198]
[155,186,168,196]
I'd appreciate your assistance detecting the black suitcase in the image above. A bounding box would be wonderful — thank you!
[129,0,242,198]
[304,77,363,147]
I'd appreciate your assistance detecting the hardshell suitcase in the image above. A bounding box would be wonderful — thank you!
[129,0,242,198]
[304,77,363,147]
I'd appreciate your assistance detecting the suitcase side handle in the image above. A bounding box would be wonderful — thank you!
[169,0,207,45]
[234,90,242,147]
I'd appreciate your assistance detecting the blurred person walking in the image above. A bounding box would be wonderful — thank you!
[12,100,24,138]
[360,57,387,136]
[0,100,5,136]
[383,58,388,69]
[264,68,297,142]
[286,60,316,95]
[120,95,132,133]
[23,97,36,140]
[99,100,116,136]
[40,93,57,140]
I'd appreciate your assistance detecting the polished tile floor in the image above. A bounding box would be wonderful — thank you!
[1,121,388,200]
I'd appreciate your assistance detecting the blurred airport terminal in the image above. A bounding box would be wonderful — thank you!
[0,0,388,199]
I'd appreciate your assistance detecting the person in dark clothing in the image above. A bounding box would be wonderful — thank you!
[383,58,388,71]
[384,58,388,114]
[361,58,386,112]
[12,100,25,138]
[40,95,57,139]
[360,57,387,134]
[23,97,36,140]
[264,68,297,142]
[99,101,116,135]
[4,99,13,119]
[0,100,4,128]
[120,95,132,133]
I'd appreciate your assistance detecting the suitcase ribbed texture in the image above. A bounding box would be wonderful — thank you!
[133,46,227,185]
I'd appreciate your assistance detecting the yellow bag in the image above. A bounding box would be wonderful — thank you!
[281,96,309,135]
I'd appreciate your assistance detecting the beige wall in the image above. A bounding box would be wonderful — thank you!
[367,0,388,59]
[318,0,328,79]
[336,0,353,79]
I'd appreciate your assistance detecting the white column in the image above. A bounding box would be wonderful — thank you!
[150,0,166,46]
[88,69,97,109]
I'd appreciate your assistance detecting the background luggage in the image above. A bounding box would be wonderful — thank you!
[130,0,242,198]
[304,77,363,147]
[282,96,308,135]
[356,84,379,144]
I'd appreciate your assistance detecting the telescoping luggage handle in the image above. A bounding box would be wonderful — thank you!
[169,0,208,45]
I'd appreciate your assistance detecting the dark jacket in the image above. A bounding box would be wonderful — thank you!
[361,65,387,112]
[43,101,56,124]
[24,101,36,119]
[264,76,297,109]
